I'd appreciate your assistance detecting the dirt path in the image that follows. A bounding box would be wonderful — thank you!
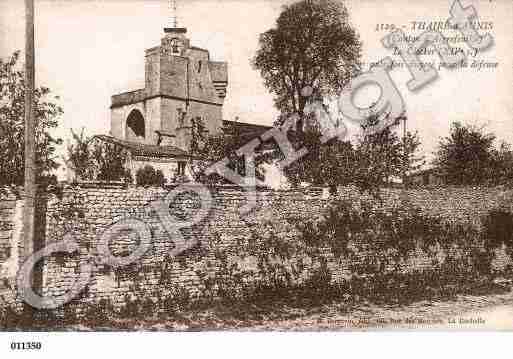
[63,289,513,331]
[231,290,513,331]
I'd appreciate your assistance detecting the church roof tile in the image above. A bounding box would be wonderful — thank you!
[94,135,190,159]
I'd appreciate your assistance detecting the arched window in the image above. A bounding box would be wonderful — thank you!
[126,109,145,142]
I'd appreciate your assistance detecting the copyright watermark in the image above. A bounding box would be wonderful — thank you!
[15,0,494,309]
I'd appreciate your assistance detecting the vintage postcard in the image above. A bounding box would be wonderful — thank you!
[0,0,512,353]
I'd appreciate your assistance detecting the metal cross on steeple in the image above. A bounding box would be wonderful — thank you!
[171,0,178,28]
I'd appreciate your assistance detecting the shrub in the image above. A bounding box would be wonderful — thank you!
[480,208,513,276]
[135,165,166,187]
[297,197,492,304]
[67,132,133,183]
[93,141,133,183]
[81,298,113,325]
[482,209,513,252]
[119,294,140,318]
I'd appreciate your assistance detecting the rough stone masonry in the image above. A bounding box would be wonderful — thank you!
[1,185,512,313]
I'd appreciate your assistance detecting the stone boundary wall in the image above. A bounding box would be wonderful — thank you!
[40,186,331,311]
[383,186,513,228]
[0,191,24,308]
[1,185,512,313]
[40,185,513,313]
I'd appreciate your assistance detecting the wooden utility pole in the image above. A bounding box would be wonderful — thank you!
[23,0,36,262]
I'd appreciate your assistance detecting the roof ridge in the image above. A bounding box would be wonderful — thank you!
[94,135,191,159]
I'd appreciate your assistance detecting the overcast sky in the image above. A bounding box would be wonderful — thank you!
[0,0,511,177]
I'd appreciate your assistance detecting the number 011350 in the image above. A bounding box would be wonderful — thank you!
[10,342,42,350]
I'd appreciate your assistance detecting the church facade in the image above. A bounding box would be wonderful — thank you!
[110,27,228,149]
[95,26,269,183]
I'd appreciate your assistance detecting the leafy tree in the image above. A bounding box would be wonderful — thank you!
[341,113,424,195]
[282,127,355,192]
[354,116,403,193]
[66,128,95,180]
[400,129,425,187]
[253,0,361,125]
[0,51,63,186]
[490,141,513,186]
[188,117,272,185]
[433,122,495,186]
[135,165,166,187]
[66,130,132,183]
[91,140,132,183]
[281,111,421,195]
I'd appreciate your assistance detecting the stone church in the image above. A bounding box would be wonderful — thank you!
[94,25,271,183]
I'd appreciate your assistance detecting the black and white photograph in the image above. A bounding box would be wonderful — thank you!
[0,0,512,356]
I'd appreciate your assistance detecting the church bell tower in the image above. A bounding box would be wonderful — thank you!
[110,0,228,151]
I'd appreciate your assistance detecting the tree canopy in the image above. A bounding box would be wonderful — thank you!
[66,129,132,183]
[281,111,424,195]
[281,128,356,192]
[188,118,273,185]
[433,122,513,186]
[0,51,63,186]
[253,0,361,122]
